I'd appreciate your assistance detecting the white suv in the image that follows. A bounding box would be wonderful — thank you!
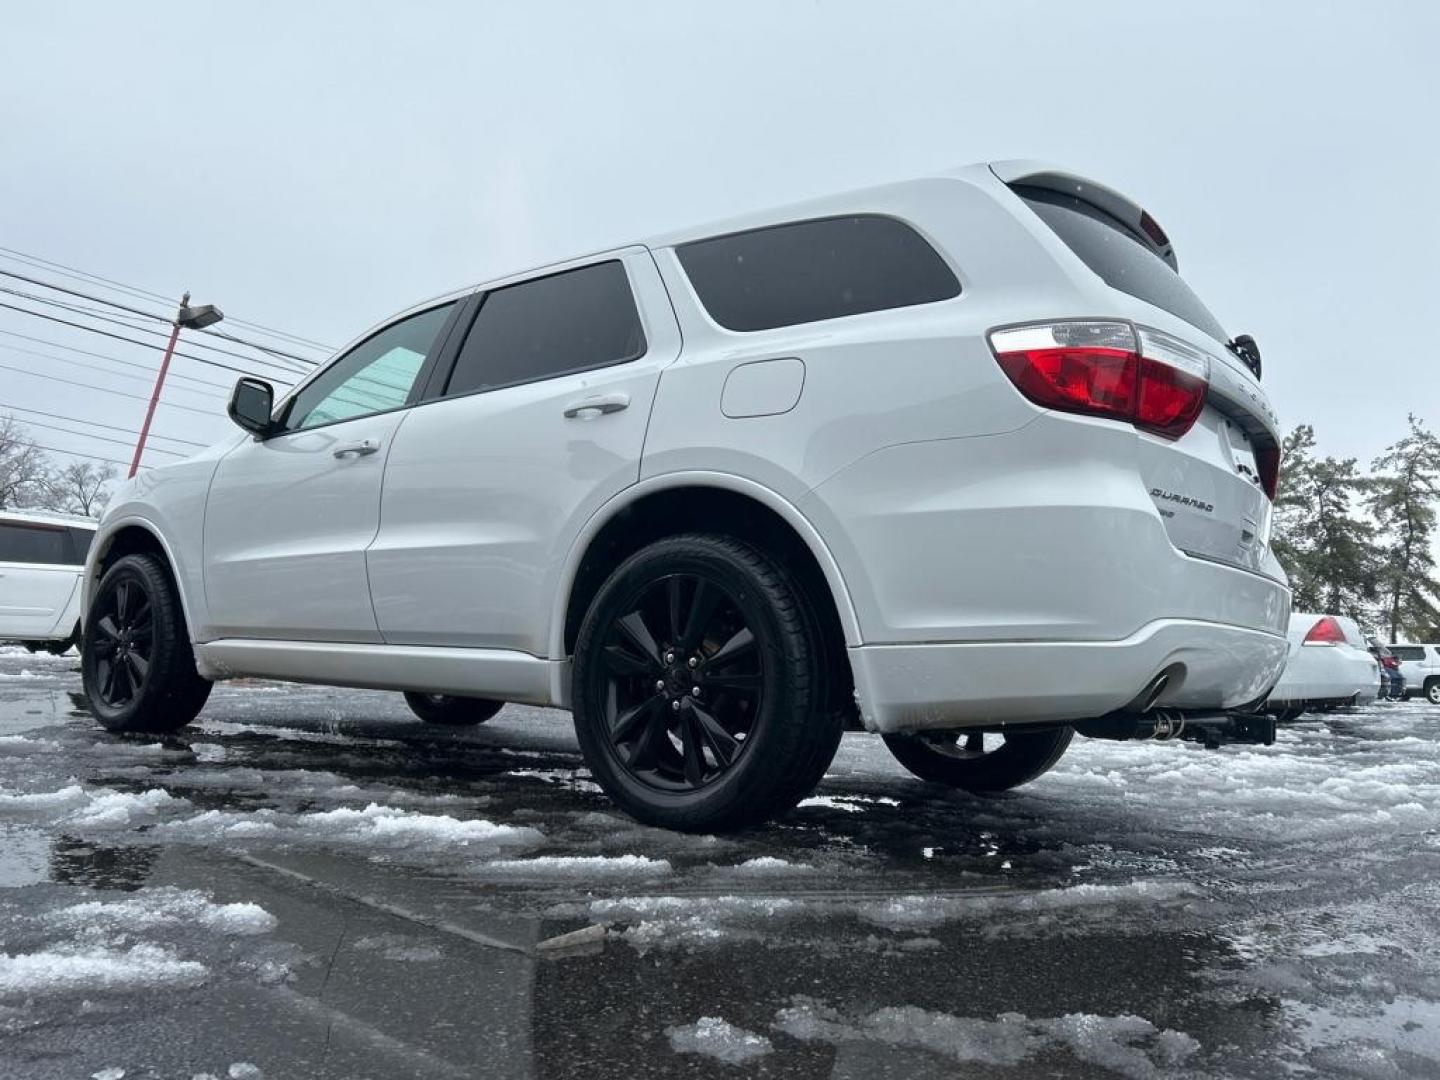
[0,510,96,654]
[1391,644,1440,704]
[80,161,1290,830]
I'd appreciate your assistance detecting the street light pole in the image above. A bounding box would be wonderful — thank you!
[128,292,223,478]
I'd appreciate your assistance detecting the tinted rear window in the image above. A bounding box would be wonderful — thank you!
[1013,185,1228,344]
[677,215,960,332]
[444,261,645,396]
[0,522,76,565]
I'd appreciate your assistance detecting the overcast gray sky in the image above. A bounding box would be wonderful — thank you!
[1,0,1434,468]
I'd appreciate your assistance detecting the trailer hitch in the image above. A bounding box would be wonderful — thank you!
[1076,709,1276,748]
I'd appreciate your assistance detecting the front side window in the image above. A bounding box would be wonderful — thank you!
[676,214,961,332]
[0,521,72,565]
[443,260,645,397]
[1392,646,1425,661]
[283,302,457,431]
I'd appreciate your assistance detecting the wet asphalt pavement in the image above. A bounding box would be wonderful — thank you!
[1,647,1438,1079]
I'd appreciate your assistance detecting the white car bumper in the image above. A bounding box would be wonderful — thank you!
[1268,642,1379,708]
[850,617,1289,733]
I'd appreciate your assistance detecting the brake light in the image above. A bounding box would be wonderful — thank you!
[1303,616,1346,645]
[1255,444,1281,500]
[989,322,1208,440]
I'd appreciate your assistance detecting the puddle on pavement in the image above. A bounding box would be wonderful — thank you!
[0,829,158,891]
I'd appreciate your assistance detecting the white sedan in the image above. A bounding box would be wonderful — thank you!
[1267,613,1380,719]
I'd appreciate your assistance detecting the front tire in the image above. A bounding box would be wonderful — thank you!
[403,692,504,726]
[571,534,839,832]
[1427,679,1440,706]
[81,554,211,734]
[882,727,1073,792]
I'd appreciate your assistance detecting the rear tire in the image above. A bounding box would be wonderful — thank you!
[81,554,211,734]
[571,533,840,832]
[1426,679,1440,706]
[402,692,504,726]
[883,727,1073,792]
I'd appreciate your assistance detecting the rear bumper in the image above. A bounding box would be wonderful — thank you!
[850,618,1288,733]
[1268,643,1381,708]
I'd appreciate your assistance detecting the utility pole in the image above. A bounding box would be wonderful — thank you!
[128,292,223,478]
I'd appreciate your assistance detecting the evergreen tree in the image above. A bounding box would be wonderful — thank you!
[1368,414,1440,640]
[1270,424,1378,621]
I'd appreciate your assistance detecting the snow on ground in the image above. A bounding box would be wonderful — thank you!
[666,1016,773,1065]
[44,888,277,937]
[0,784,186,830]
[0,942,208,996]
[474,854,672,880]
[774,997,1200,1079]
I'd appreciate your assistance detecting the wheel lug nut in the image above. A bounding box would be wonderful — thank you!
[664,651,675,664]
[691,686,702,698]
[655,679,666,693]
[687,657,699,669]
[670,699,682,712]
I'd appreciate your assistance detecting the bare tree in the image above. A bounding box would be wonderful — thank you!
[0,415,50,510]
[45,460,118,518]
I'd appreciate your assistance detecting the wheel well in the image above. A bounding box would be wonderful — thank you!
[563,487,856,722]
[98,525,170,576]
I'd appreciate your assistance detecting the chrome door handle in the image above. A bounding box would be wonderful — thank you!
[563,393,630,419]
[333,439,381,458]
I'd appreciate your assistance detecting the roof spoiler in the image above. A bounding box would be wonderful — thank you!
[989,160,1178,271]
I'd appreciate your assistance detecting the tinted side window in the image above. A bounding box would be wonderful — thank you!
[676,215,960,332]
[1392,646,1425,661]
[0,522,72,565]
[67,528,96,564]
[1013,186,1228,344]
[284,302,457,431]
[444,261,645,397]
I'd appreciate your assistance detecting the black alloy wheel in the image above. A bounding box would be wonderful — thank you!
[81,553,211,734]
[883,726,1073,792]
[571,534,839,831]
[89,576,155,711]
[597,571,763,792]
[402,692,505,725]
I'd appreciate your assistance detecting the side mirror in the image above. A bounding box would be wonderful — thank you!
[227,377,276,438]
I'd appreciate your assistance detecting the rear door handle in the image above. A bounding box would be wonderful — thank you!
[563,393,630,419]
[333,439,381,459]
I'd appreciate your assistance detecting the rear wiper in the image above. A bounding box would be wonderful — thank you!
[1227,334,1262,379]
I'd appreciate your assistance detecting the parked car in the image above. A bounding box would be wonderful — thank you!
[0,510,97,654]
[1267,614,1380,720]
[78,161,1289,830]
[1390,643,1440,704]
[1368,641,1406,700]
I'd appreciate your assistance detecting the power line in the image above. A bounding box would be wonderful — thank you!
[0,401,205,447]
[0,299,299,383]
[0,246,338,352]
[0,344,228,400]
[11,416,187,457]
[0,362,223,416]
[26,441,139,468]
[0,267,325,367]
[0,330,232,393]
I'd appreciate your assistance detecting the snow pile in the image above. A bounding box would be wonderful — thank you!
[476,854,671,880]
[774,997,1200,1078]
[46,888,277,937]
[162,802,543,857]
[0,942,207,996]
[0,735,60,757]
[0,784,186,830]
[856,880,1199,931]
[666,1017,773,1065]
[591,894,800,950]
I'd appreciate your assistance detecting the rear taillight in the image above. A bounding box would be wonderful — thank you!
[1303,616,1346,645]
[1254,444,1281,500]
[989,321,1208,441]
